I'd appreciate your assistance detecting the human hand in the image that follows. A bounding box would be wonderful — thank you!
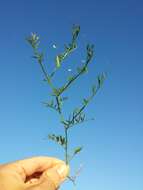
[0,156,69,190]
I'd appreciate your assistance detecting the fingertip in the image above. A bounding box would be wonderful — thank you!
[43,163,69,188]
[55,164,69,180]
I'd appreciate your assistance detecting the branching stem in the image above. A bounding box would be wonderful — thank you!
[26,27,105,187]
[55,95,69,165]
[58,61,91,96]
[38,62,55,90]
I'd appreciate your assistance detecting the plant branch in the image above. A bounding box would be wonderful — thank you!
[66,75,105,129]
[57,44,94,96]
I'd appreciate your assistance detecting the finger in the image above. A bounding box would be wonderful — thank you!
[16,156,65,180]
[25,163,69,190]
[1,156,65,182]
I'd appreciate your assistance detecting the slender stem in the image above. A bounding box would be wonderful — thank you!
[39,61,70,165]
[32,49,56,92]
[39,62,55,90]
[56,96,61,114]
[65,127,68,165]
[55,95,69,165]
[59,61,90,96]
[70,84,101,126]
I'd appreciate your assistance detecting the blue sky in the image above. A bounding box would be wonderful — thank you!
[0,0,143,189]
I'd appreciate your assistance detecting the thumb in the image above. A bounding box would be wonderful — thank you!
[26,163,69,190]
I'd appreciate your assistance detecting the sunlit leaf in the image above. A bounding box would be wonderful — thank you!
[74,147,83,155]
[55,55,61,68]
[48,134,66,147]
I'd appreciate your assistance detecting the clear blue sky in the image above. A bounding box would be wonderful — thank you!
[0,0,143,189]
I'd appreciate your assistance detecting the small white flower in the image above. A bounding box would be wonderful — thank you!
[52,44,57,49]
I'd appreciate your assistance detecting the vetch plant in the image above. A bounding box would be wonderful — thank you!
[26,25,105,185]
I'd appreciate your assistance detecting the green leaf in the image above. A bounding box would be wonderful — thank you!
[59,136,66,145]
[55,55,61,68]
[42,99,58,111]
[72,25,80,41]
[61,120,69,126]
[44,99,53,106]
[38,53,44,63]
[53,88,61,96]
[48,134,56,141]
[97,73,106,87]
[86,44,94,62]
[74,147,83,155]
[48,134,66,147]
[92,85,96,95]
[82,67,88,73]
[67,75,75,82]
[26,32,40,49]
[83,98,88,105]
[32,52,44,64]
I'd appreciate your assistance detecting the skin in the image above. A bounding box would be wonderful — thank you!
[0,156,69,190]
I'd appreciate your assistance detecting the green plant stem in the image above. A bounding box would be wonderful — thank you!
[67,83,101,128]
[39,62,55,90]
[55,95,69,164]
[56,96,62,114]
[58,60,91,96]
[32,48,56,92]
[65,127,68,165]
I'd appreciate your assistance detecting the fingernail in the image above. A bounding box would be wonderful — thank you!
[57,164,69,179]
